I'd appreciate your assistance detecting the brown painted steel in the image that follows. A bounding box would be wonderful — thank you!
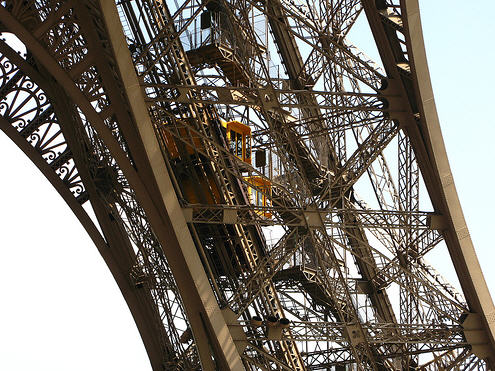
[0,0,493,369]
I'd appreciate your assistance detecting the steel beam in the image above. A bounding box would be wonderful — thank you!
[403,0,495,364]
[98,2,245,370]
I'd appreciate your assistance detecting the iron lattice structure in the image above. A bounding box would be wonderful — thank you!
[0,0,494,370]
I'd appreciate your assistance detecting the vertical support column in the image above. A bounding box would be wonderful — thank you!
[398,130,420,368]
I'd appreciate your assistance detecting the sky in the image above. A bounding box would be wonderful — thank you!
[0,1,494,370]
[417,1,495,295]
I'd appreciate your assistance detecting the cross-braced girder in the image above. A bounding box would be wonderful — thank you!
[0,0,494,370]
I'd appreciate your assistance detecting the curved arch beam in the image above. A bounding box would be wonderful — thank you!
[0,115,103,252]
[0,40,171,369]
[0,115,168,369]
[403,0,495,364]
[362,0,495,365]
[0,4,243,370]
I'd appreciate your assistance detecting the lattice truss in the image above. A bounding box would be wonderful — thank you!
[0,0,491,370]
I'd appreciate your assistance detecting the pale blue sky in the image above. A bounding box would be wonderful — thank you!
[0,2,493,370]
[419,0,495,296]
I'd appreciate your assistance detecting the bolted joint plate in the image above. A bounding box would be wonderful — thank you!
[463,313,491,359]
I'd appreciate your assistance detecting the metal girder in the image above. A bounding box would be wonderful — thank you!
[1,0,493,369]
[183,204,437,230]
[362,0,495,366]
[0,35,178,369]
[98,2,244,369]
[0,1,242,369]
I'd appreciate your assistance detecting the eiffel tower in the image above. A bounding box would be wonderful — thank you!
[0,0,493,369]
